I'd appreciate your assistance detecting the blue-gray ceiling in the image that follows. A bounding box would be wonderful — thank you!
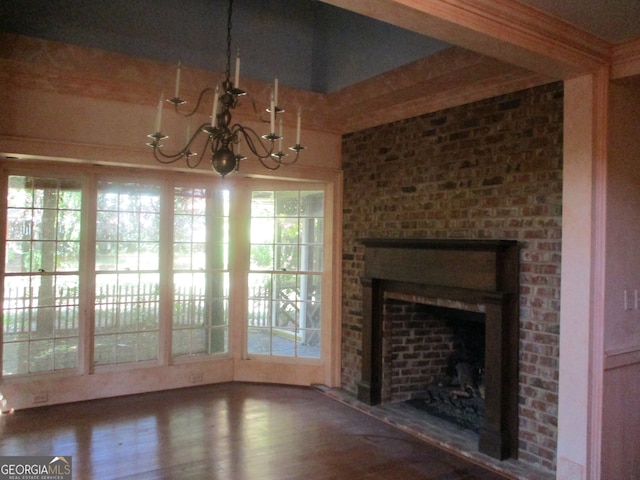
[0,0,450,93]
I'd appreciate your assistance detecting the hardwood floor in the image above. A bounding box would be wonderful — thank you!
[0,383,510,479]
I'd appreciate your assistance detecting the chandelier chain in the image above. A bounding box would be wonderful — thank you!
[225,0,234,82]
[146,0,305,177]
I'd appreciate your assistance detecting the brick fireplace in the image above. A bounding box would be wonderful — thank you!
[357,238,519,460]
[341,83,563,471]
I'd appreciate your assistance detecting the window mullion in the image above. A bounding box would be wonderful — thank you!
[229,183,251,361]
[158,180,174,365]
[0,173,7,377]
[80,173,97,374]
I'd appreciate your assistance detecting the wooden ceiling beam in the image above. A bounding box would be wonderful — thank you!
[320,0,610,79]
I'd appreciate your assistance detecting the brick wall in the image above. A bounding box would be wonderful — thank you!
[341,82,563,472]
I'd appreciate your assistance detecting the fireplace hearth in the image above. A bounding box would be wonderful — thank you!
[357,239,519,460]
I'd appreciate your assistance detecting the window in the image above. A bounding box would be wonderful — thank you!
[2,167,329,383]
[172,187,229,358]
[248,190,323,358]
[3,176,82,375]
[94,181,162,366]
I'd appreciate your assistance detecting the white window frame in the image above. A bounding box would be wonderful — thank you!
[246,188,324,360]
[1,164,339,395]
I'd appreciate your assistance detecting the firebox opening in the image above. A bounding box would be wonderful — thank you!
[385,301,486,432]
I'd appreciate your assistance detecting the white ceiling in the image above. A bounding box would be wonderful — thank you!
[517,0,640,43]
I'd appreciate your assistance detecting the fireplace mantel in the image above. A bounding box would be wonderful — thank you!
[357,238,519,460]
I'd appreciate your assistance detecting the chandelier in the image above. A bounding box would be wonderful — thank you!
[146,0,305,177]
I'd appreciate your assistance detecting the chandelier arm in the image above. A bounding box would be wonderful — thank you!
[151,147,186,164]
[150,123,211,166]
[273,149,301,166]
[244,93,270,124]
[198,134,213,160]
[184,145,204,169]
[185,154,202,170]
[233,127,281,170]
[233,123,302,168]
[191,122,213,144]
[185,156,203,169]
[257,156,282,171]
[173,87,219,118]
[234,124,274,159]
[210,134,220,153]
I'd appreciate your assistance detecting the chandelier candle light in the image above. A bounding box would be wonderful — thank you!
[146,0,305,177]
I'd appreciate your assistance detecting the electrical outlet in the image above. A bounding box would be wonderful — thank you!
[32,392,48,404]
[190,372,203,384]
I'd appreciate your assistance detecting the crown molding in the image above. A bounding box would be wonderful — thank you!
[611,37,640,80]
[327,47,554,133]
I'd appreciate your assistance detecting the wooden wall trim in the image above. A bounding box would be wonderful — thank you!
[605,347,640,370]
[0,33,333,134]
